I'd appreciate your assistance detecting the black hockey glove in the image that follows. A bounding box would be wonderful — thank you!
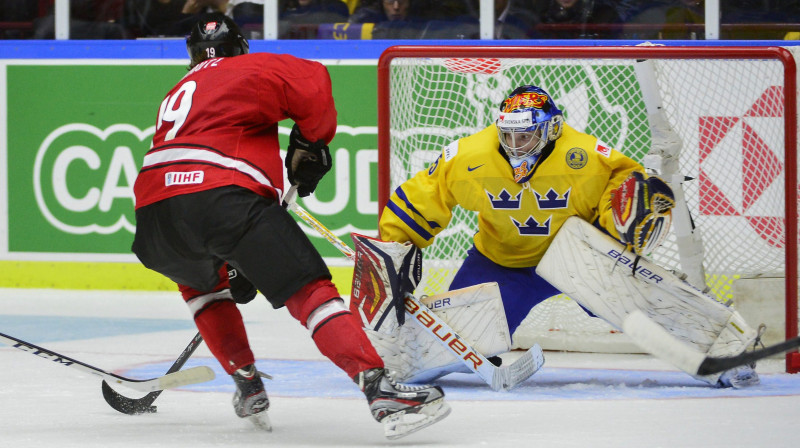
[227,266,257,304]
[285,123,332,197]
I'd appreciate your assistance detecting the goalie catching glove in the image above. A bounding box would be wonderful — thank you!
[285,123,332,197]
[610,171,675,256]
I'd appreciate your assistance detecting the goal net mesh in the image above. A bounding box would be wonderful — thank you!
[381,47,797,353]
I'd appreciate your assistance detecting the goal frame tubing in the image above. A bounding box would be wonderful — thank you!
[376,45,799,372]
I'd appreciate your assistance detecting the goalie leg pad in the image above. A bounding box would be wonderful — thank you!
[368,282,512,383]
[537,217,757,384]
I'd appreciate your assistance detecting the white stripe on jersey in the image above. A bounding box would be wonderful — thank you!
[143,147,275,191]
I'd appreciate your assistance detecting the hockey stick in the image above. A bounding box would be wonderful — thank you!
[101,332,205,414]
[284,187,544,391]
[0,331,214,393]
[623,311,800,376]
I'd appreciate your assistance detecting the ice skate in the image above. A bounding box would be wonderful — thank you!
[717,363,760,388]
[718,327,762,388]
[232,365,271,431]
[356,368,450,440]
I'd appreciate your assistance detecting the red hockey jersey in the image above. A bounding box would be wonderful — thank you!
[134,52,337,209]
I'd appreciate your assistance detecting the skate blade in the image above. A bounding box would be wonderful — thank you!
[246,411,272,432]
[382,398,451,440]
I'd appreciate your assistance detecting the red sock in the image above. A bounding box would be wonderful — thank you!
[311,312,384,379]
[285,278,383,379]
[193,300,255,375]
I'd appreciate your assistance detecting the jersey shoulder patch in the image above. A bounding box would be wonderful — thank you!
[594,139,612,158]
[443,140,459,162]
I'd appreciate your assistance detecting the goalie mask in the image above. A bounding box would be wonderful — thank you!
[186,13,249,69]
[496,85,564,183]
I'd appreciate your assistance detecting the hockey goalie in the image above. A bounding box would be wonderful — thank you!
[366,84,759,389]
[359,176,760,389]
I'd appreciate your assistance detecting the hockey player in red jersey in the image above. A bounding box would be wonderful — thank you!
[131,12,449,439]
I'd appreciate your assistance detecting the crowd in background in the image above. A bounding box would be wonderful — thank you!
[1,0,798,40]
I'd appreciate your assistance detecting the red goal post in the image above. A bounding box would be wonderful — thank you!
[376,45,799,373]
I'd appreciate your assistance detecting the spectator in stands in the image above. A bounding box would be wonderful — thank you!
[0,0,43,39]
[661,0,704,39]
[227,0,268,28]
[721,0,800,39]
[350,0,428,38]
[348,0,384,23]
[281,0,350,24]
[622,0,703,40]
[382,0,410,21]
[182,0,266,29]
[349,0,417,23]
[127,0,264,36]
[34,0,129,39]
[279,0,350,38]
[494,0,540,39]
[613,0,642,22]
[400,0,540,39]
[536,0,622,39]
[340,0,361,15]
[181,0,228,14]
[355,0,431,24]
[123,0,201,37]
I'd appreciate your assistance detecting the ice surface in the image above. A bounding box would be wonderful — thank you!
[1,289,798,447]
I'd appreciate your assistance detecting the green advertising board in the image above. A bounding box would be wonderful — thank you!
[0,59,651,291]
[5,62,378,261]
[1,61,378,290]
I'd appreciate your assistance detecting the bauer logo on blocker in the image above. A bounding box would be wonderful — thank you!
[166,171,204,186]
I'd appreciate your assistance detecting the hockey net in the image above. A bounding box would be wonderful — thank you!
[377,45,799,371]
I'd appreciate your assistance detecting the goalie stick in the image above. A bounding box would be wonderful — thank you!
[283,186,544,391]
[623,311,800,376]
[0,331,214,393]
[634,55,708,291]
[101,332,205,414]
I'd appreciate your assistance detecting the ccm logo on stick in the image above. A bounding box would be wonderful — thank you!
[404,297,483,369]
[13,342,74,366]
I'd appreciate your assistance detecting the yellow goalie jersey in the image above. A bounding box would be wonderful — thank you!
[379,123,643,268]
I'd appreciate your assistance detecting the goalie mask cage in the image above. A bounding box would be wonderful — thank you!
[376,45,799,373]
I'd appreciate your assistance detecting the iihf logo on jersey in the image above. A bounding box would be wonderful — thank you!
[486,189,522,209]
[165,171,204,186]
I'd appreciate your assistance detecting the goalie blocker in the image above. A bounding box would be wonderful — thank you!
[537,216,759,386]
